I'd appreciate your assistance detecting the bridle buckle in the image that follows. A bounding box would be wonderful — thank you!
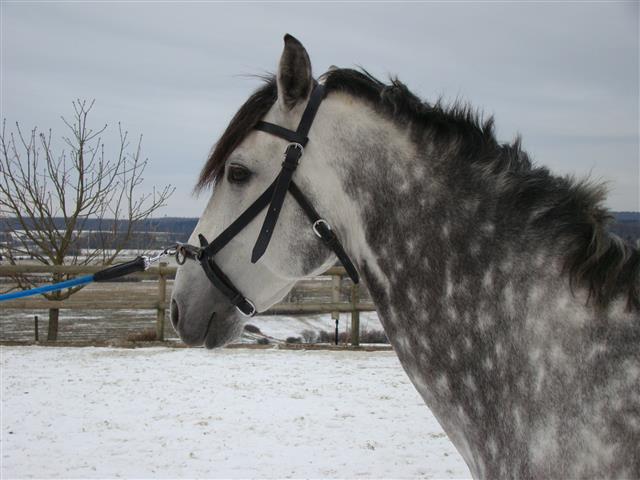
[286,142,304,155]
[281,143,305,171]
[312,219,331,238]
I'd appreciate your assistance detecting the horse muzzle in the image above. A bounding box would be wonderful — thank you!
[171,262,245,349]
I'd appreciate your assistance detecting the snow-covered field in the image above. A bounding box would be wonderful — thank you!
[246,312,383,343]
[1,346,470,479]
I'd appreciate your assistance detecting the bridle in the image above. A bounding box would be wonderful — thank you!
[176,82,359,317]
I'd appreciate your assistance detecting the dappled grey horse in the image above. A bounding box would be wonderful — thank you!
[171,35,639,478]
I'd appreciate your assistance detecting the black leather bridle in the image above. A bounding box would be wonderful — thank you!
[176,83,359,317]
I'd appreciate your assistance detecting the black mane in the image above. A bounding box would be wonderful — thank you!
[197,68,509,189]
[198,68,638,311]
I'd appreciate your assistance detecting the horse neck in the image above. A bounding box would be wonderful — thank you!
[319,92,638,479]
[326,102,582,476]
[329,105,550,340]
[330,105,553,334]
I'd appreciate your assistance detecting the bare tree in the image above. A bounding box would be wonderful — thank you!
[0,100,174,340]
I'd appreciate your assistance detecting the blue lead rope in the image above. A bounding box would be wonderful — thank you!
[0,252,175,303]
[0,275,95,301]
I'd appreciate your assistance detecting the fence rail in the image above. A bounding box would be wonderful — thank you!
[0,263,375,345]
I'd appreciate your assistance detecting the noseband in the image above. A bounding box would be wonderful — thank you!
[177,83,359,317]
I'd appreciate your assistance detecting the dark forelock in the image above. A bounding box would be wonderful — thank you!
[196,77,278,191]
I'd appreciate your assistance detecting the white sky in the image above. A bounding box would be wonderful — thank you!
[1,1,638,216]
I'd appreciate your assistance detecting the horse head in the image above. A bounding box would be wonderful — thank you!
[170,35,364,348]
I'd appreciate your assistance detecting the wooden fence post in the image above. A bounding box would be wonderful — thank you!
[331,273,341,344]
[156,262,167,341]
[350,284,360,346]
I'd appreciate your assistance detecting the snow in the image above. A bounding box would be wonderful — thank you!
[1,346,471,479]
[248,312,383,342]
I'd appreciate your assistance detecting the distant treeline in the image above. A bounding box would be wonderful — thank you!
[611,212,640,245]
[2,212,639,245]
[2,217,196,240]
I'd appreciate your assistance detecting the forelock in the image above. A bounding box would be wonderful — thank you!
[196,77,277,191]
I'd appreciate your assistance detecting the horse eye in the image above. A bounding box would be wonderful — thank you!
[227,164,251,184]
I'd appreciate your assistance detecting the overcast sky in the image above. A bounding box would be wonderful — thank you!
[1,1,638,217]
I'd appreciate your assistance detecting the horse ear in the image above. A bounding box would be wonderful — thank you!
[277,34,313,110]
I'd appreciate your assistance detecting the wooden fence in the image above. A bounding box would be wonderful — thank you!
[0,263,376,345]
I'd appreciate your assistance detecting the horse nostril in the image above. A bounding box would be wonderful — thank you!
[171,300,180,329]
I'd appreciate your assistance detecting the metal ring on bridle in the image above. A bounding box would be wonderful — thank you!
[175,246,188,265]
[237,299,256,317]
[312,219,331,238]
[286,142,304,155]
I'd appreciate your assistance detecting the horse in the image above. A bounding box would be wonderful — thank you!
[170,35,640,479]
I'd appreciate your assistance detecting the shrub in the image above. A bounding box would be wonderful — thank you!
[316,330,334,343]
[312,328,389,344]
[286,336,302,344]
[126,329,157,342]
[301,329,317,343]
[257,337,270,345]
[338,331,350,343]
[360,329,389,344]
[244,324,262,334]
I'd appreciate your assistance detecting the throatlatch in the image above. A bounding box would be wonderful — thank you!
[176,82,359,317]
